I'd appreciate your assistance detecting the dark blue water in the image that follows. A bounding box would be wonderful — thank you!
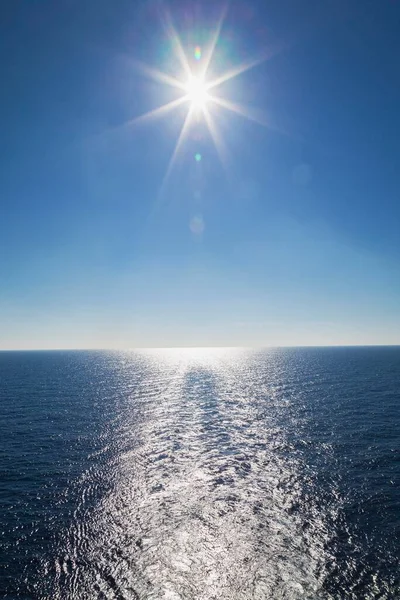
[1,347,399,599]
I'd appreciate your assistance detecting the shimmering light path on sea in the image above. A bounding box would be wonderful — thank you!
[1,347,399,599]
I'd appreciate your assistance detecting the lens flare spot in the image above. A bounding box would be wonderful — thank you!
[189,214,205,235]
[194,46,202,60]
[195,153,202,162]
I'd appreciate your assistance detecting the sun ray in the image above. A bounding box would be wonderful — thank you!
[162,105,195,190]
[133,60,188,92]
[200,3,228,79]
[129,96,189,126]
[211,95,269,127]
[163,11,192,80]
[202,105,229,169]
[206,56,266,92]
[207,40,286,92]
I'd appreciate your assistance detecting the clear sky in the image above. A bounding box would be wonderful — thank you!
[1,0,400,349]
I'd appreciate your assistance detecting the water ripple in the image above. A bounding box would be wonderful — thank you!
[1,348,399,599]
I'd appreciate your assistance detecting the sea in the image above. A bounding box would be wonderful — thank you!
[0,347,399,599]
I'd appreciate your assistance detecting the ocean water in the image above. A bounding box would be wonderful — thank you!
[0,347,399,600]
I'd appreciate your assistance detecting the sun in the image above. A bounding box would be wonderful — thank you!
[185,75,210,110]
[128,8,270,184]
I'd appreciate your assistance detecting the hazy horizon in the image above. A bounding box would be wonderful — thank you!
[2,343,400,352]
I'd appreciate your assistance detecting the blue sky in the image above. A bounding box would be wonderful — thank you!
[1,0,400,349]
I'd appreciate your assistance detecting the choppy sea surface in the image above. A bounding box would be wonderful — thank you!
[0,347,399,599]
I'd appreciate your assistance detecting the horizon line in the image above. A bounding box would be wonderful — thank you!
[1,343,400,352]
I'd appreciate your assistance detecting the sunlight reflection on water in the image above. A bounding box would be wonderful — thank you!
[46,348,334,599]
[23,347,398,600]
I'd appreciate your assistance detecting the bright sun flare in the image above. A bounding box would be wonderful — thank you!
[185,76,210,109]
[130,8,269,185]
